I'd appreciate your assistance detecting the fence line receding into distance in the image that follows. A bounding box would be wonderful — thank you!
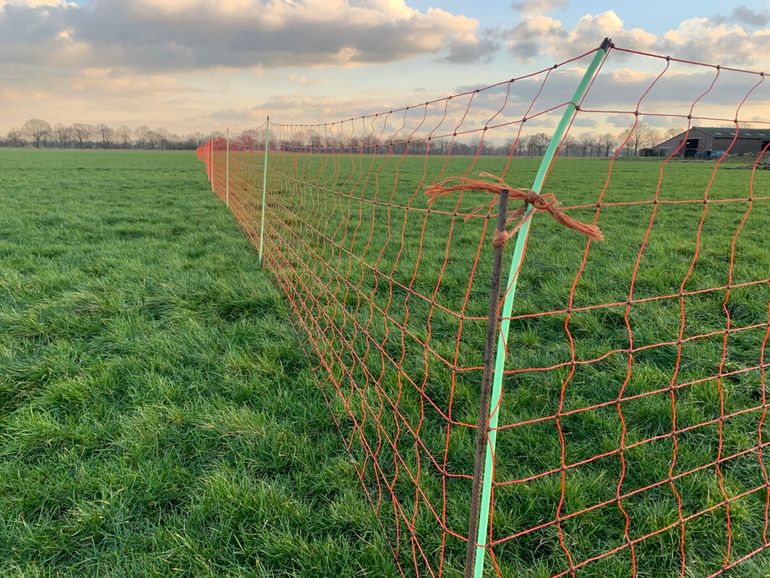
[197,38,770,577]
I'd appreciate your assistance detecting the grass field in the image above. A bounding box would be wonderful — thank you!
[0,150,398,577]
[218,147,770,577]
[3,147,770,577]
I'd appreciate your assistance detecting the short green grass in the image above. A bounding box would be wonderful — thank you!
[4,147,770,577]
[222,148,770,577]
[0,150,398,577]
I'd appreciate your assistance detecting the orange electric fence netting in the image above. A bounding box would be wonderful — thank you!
[197,41,770,577]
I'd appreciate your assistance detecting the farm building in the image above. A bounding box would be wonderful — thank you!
[651,126,770,158]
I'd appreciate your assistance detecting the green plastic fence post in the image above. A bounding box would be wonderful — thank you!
[226,128,230,208]
[259,116,270,266]
[466,38,611,578]
[210,137,214,193]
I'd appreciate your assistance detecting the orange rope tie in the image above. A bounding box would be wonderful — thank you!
[424,172,604,247]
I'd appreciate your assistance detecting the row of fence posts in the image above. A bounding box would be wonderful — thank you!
[208,38,611,578]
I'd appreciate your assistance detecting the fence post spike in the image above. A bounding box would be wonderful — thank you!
[464,189,509,578]
[259,116,271,266]
[226,127,230,208]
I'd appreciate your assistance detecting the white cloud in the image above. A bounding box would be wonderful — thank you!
[286,74,317,85]
[506,14,566,60]
[511,0,567,14]
[506,9,770,70]
[657,17,767,64]
[442,37,499,64]
[0,87,51,101]
[4,2,770,136]
[0,0,70,7]
[568,11,656,51]
[0,0,488,72]
[712,5,770,29]
[71,68,180,96]
[0,0,496,134]
[507,10,657,61]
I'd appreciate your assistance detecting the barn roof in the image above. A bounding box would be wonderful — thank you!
[694,127,770,139]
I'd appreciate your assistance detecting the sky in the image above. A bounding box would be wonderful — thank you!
[4,0,770,136]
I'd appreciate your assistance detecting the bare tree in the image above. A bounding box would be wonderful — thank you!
[116,126,132,148]
[190,132,205,147]
[97,124,114,148]
[72,123,93,148]
[54,124,73,148]
[527,133,550,156]
[662,127,681,140]
[21,118,52,148]
[143,129,164,150]
[182,132,204,149]
[134,126,151,149]
[6,129,25,147]
[561,136,578,157]
[502,137,519,156]
[326,134,344,151]
[156,128,171,150]
[359,134,380,154]
[597,133,616,157]
[619,122,659,156]
[239,129,258,150]
[579,134,596,157]
[645,127,661,150]
[308,132,323,149]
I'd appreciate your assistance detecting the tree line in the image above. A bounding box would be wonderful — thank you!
[260,123,680,157]
[2,119,207,150]
[5,118,681,156]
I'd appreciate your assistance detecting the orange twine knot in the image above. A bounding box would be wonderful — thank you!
[424,172,603,247]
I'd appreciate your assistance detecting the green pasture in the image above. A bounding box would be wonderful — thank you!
[2,148,770,577]
[0,150,397,577]
[246,150,770,577]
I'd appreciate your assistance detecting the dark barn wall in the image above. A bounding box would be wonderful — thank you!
[651,134,684,153]
[652,129,767,156]
[712,137,764,154]
[695,134,714,153]
[651,129,711,155]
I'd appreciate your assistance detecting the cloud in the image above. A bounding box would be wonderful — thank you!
[200,50,770,140]
[442,37,499,64]
[572,117,597,128]
[4,2,770,137]
[286,74,318,86]
[71,68,182,96]
[712,5,770,29]
[505,9,770,69]
[656,17,770,65]
[0,87,51,101]
[200,94,380,127]
[0,0,70,7]
[511,0,567,14]
[506,15,566,60]
[506,11,655,61]
[0,0,490,73]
